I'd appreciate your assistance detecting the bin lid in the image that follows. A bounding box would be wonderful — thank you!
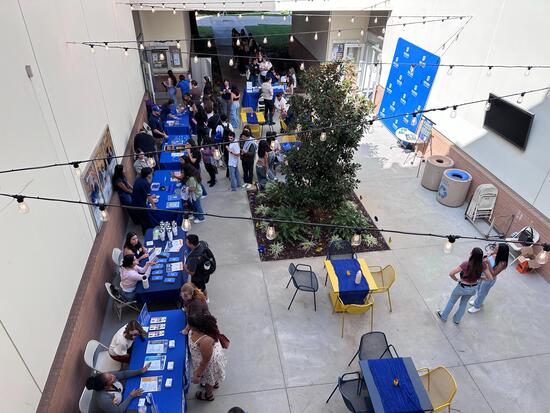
[444,168,472,181]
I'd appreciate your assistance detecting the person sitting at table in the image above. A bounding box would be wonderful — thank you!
[177,74,190,101]
[112,164,133,206]
[148,105,168,150]
[180,282,210,335]
[188,314,227,402]
[108,320,147,363]
[160,99,177,123]
[86,363,150,413]
[266,67,279,85]
[120,254,156,302]
[131,167,157,233]
[261,76,274,125]
[123,232,149,261]
[133,149,153,175]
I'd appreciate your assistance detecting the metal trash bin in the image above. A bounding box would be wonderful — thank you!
[421,155,455,190]
[437,168,472,207]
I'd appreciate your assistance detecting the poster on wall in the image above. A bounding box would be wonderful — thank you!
[378,38,440,135]
[81,126,116,232]
[331,43,345,60]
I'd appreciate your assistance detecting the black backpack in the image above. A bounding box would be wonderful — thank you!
[200,241,217,277]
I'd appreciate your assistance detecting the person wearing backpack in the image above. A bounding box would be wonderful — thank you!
[185,234,216,300]
[218,115,233,175]
[240,129,257,189]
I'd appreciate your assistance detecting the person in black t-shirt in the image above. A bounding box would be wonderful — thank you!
[184,234,209,298]
[133,129,156,156]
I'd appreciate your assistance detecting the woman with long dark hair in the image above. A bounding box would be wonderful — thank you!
[229,86,241,129]
[437,247,492,325]
[201,136,218,187]
[181,162,205,223]
[123,232,148,261]
[112,164,133,206]
[468,243,509,313]
[164,70,178,103]
[188,314,227,402]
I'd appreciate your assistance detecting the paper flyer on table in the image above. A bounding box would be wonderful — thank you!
[168,262,183,271]
[146,339,168,354]
[164,239,183,253]
[150,317,167,324]
[148,323,166,331]
[144,355,167,371]
[139,376,162,392]
[148,330,165,338]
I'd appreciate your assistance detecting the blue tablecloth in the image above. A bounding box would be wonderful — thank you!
[160,135,191,170]
[331,259,370,305]
[281,141,302,152]
[135,227,189,305]
[150,170,184,224]
[123,309,188,412]
[165,112,190,136]
[365,358,423,413]
[246,112,261,124]
[242,85,286,109]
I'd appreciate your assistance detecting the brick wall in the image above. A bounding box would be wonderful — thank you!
[36,98,147,412]
[374,85,550,282]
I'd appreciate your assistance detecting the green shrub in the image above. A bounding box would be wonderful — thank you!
[271,206,310,243]
[331,200,371,239]
[269,242,285,259]
[255,205,272,217]
[300,239,316,252]
[362,233,379,247]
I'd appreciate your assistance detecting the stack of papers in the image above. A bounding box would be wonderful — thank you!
[168,262,183,271]
[146,339,168,354]
[139,376,162,392]
[164,239,183,253]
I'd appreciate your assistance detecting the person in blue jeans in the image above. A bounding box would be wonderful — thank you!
[226,131,241,190]
[468,243,509,313]
[437,247,491,325]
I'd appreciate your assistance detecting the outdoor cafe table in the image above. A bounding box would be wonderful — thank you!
[242,84,286,109]
[324,258,378,312]
[164,112,190,135]
[135,227,189,306]
[360,357,433,413]
[123,308,188,412]
[149,170,184,224]
[159,134,191,170]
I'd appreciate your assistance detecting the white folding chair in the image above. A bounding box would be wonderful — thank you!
[79,387,93,413]
[105,282,140,321]
[112,248,123,266]
[84,339,122,373]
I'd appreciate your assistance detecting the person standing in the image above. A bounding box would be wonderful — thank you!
[177,74,190,101]
[148,105,168,151]
[221,80,232,116]
[190,80,202,107]
[188,314,227,402]
[184,234,209,294]
[287,67,297,95]
[164,70,178,103]
[274,92,289,124]
[131,167,157,233]
[256,139,269,191]
[203,76,213,99]
[437,247,491,325]
[201,137,218,187]
[261,76,274,125]
[227,131,241,191]
[468,243,509,313]
[240,130,257,189]
[229,86,241,129]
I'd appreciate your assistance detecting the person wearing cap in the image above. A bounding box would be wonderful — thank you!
[148,105,168,150]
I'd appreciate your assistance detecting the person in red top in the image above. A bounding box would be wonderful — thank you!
[437,247,492,325]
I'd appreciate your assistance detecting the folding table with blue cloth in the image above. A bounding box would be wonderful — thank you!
[164,112,190,136]
[123,308,189,412]
[324,258,379,312]
[242,84,287,110]
[360,357,433,413]
[159,134,191,170]
[149,170,185,225]
[135,227,189,306]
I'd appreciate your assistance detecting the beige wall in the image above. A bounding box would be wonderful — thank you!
[0,0,144,411]
[326,11,370,58]
[292,11,330,61]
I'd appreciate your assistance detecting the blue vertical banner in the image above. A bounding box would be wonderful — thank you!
[378,38,440,134]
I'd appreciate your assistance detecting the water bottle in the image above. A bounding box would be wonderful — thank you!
[152,227,159,241]
[159,225,166,241]
[172,221,178,236]
[138,405,147,413]
[142,275,150,289]
[354,270,362,285]
[167,228,173,241]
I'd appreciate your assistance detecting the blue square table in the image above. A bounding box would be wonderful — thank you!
[149,170,185,224]
[164,112,190,136]
[159,135,190,170]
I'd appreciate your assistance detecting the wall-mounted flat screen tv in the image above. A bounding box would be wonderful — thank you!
[483,93,534,150]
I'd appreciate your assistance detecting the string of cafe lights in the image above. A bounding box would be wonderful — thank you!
[0,85,548,176]
[3,191,549,263]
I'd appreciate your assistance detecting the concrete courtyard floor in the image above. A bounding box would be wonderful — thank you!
[101,123,550,413]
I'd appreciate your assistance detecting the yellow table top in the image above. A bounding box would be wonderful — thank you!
[241,111,266,125]
[325,258,379,293]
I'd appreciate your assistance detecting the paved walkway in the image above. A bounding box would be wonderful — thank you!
[101,123,550,413]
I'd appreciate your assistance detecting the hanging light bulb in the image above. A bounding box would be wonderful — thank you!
[151,6,155,13]
[314,32,318,41]
[124,48,129,56]
[536,243,550,265]
[194,55,198,63]
[402,24,406,31]
[320,129,327,141]
[147,157,156,167]
[517,93,525,104]
[487,66,493,76]
[450,106,457,118]
[195,10,198,16]
[104,42,109,50]
[139,42,144,50]
[229,57,234,66]
[411,114,417,126]
[176,40,181,49]
[217,12,220,18]
[360,28,364,36]
[263,37,267,44]
[328,16,332,23]
[283,14,287,21]
[337,30,341,37]
[183,3,186,9]
[300,62,305,70]
[71,162,80,176]
[525,66,532,76]
[382,27,386,34]
[290,35,294,42]
[159,52,165,61]
[239,14,242,19]
[485,101,491,111]
[90,45,95,53]
[261,13,265,20]
[266,221,276,240]
[140,3,144,9]
[236,38,240,46]
[130,3,134,10]
[351,229,362,247]
[161,3,166,8]
[213,148,221,160]
[374,16,378,24]
[173,8,177,15]
[16,196,29,214]
[443,235,456,254]
[207,39,212,48]
[305,15,309,22]
[99,204,109,222]
[350,16,355,23]
[182,214,192,231]
[447,65,453,75]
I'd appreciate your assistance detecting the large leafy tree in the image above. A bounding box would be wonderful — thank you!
[282,62,372,217]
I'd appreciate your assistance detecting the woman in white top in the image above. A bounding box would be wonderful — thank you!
[119,254,155,301]
[287,68,297,95]
[133,149,153,175]
[108,320,147,363]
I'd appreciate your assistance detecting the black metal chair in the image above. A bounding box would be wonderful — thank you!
[348,331,399,366]
[325,239,357,286]
[286,263,319,311]
[326,372,375,413]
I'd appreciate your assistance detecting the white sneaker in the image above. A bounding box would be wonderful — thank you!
[193,218,205,224]
[468,306,481,314]
[241,183,248,188]
[468,297,476,306]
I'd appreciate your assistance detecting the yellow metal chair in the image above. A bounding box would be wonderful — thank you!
[337,294,374,338]
[280,134,297,143]
[248,123,261,137]
[369,265,396,312]
[240,107,253,115]
[280,118,288,132]
[417,366,457,412]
